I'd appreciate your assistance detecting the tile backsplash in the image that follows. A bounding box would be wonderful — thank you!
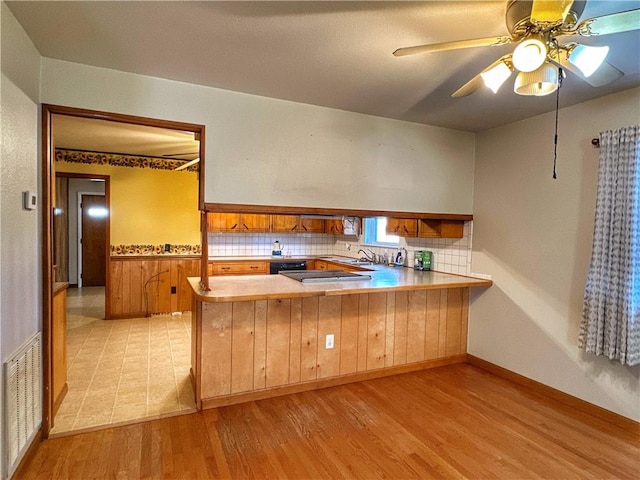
[208,221,473,275]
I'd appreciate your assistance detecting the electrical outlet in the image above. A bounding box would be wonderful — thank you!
[325,334,334,349]
[171,286,177,294]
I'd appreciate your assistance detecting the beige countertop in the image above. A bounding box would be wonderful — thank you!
[189,263,492,303]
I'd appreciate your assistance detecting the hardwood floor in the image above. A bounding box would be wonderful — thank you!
[19,364,639,479]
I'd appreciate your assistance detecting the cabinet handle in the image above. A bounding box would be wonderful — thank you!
[222,266,231,271]
[250,266,258,270]
[290,225,297,231]
[403,226,409,234]
[243,224,249,230]
[302,225,308,231]
[231,224,238,230]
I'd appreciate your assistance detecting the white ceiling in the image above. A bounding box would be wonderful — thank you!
[52,115,200,160]
[8,0,640,134]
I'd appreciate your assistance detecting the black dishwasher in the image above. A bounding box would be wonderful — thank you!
[269,260,307,274]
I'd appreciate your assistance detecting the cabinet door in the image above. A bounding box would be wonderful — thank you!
[325,219,344,235]
[299,218,325,233]
[418,220,464,239]
[240,214,270,232]
[315,260,328,270]
[207,213,242,232]
[386,218,417,237]
[440,220,464,238]
[271,215,300,232]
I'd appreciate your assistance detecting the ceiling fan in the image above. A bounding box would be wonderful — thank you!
[393,0,640,97]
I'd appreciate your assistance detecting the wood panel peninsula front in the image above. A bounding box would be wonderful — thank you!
[188,264,492,409]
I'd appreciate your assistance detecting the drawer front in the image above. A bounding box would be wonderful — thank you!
[211,261,267,275]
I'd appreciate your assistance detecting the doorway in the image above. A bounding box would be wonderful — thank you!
[79,193,107,287]
[42,104,206,437]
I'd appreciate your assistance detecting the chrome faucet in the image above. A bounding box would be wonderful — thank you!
[357,248,376,262]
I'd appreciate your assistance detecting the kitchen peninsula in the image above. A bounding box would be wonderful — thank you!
[188,262,491,409]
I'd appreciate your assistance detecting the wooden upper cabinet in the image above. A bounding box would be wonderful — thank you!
[325,219,344,235]
[207,213,241,232]
[299,217,325,233]
[386,218,418,237]
[271,215,325,233]
[240,214,270,232]
[418,219,464,239]
[207,213,270,233]
[271,215,299,232]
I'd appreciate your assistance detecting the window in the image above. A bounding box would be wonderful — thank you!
[363,217,399,247]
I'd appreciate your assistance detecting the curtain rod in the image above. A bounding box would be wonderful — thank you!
[591,138,600,148]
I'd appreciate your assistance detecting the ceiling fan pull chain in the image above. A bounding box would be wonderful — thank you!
[552,67,564,180]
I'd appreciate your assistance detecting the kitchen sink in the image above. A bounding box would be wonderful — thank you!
[322,257,373,266]
[341,259,373,265]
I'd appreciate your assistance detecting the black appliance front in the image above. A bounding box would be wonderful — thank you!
[269,260,307,274]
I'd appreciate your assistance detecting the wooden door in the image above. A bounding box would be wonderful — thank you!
[81,194,107,286]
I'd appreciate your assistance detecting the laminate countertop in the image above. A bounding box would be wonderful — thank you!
[189,264,492,303]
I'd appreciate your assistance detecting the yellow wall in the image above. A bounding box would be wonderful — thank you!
[55,160,200,245]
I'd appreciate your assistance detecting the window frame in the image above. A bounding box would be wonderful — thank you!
[362,217,400,247]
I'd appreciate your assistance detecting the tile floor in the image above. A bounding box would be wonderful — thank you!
[52,287,196,434]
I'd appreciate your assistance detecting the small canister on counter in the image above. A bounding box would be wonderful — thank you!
[413,250,424,270]
[421,250,433,271]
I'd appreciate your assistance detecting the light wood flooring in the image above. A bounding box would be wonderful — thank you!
[52,287,195,434]
[23,364,639,479]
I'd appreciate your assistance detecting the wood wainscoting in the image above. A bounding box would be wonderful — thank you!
[194,288,469,408]
[109,256,200,318]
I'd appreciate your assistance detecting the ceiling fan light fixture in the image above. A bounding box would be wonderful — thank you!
[514,63,558,96]
[512,37,547,72]
[568,44,609,78]
[480,61,513,94]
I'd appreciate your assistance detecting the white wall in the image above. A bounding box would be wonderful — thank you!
[40,58,475,214]
[0,2,42,477]
[470,87,640,421]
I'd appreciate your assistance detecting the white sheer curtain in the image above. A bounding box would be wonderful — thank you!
[579,125,640,366]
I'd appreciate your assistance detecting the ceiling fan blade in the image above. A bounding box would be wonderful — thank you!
[451,74,484,98]
[530,0,574,26]
[451,55,514,98]
[393,36,512,57]
[549,48,623,87]
[163,151,198,157]
[577,9,640,36]
[174,158,200,171]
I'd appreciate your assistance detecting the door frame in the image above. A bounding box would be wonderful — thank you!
[42,104,206,436]
[77,191,107,288]
[55,173,110,291]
